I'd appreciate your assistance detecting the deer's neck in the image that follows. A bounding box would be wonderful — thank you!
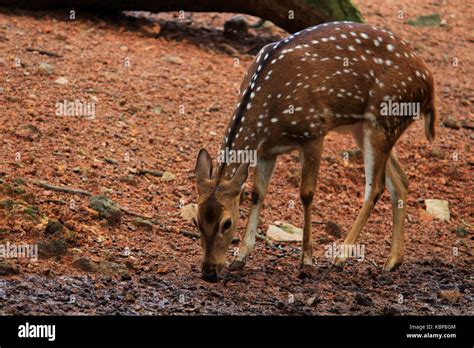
[216,41,282,181]
[217,110,262,180]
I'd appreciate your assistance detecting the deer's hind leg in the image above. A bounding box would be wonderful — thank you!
[299,139,324,278]
[384,153,408,271]
[332,123,391,269]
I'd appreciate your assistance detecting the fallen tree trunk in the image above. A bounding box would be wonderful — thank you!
[0,0,363,33]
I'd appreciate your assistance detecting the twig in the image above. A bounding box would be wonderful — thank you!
[84,88,115,97]
[104,158,118,165]
[44,199,67,205]
[253,300,277,306]
[119,206,153,219]
[0,161,22,167]
[33,180,91,196]
[26,47,61,57]
[180,229,200,239]
[367,258,379,269]
[138,168,164,177]
[256,232,272,246]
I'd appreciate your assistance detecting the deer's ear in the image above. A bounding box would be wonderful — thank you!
[195,149,213,185]
[229,162,249,192]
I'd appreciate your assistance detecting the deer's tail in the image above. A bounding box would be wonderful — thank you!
[423,81,437,143]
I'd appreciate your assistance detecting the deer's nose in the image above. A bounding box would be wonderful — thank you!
[202,263,218,283]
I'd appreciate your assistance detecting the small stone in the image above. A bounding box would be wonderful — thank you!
[97,260,128,276]
[267,222,302,242]
[161,171,176,182]
[38,62,54,75]
[119,175,138,186]
[133,218,153,231]
[45,219,63,235]
[12,178,25,185]
[306,295,321,306]
[152,106,162,114]
[162,55,183,65]
[124,292,136,302]
[72,257,98,273]
[354,293,373,307]
[430,147,444,158]
[38,238,68,259]
[443,118,461,130]
[54,76,69,85]
[89,195,122,226]
[180,203,197,224]
[425,199,450,221]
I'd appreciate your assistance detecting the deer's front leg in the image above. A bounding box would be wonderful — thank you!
[230,156,276,271]
[298,140,323,279]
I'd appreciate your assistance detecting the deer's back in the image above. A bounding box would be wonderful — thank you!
[235,22,434,147]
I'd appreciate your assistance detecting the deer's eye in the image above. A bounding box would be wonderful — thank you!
[222,218,232,231]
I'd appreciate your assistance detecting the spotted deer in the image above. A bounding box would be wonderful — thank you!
[194,21,437,282]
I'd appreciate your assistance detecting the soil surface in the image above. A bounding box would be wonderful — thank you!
[0,1,472,315]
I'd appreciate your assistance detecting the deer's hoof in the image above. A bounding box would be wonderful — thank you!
[229,260,246,271]
[331,257,346,271]
[382,256,403,272]
[298,264,315,279]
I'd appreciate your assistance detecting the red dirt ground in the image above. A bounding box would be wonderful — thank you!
[0,0,472,315]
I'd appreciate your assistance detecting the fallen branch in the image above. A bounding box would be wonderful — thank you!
[33,180,157,220]
[26,47,61,57]
[3,0,364,33]
[33,180,92,196]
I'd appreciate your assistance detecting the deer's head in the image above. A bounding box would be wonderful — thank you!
[194,149,249,282]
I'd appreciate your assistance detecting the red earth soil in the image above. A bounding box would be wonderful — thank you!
[0,0,472,315]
